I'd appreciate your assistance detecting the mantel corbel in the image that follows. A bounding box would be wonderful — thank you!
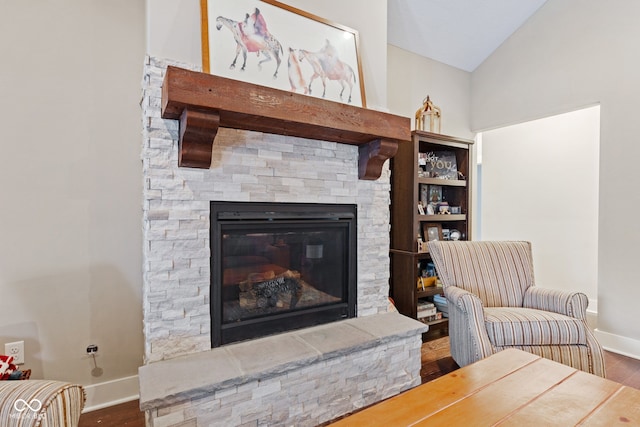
[177,108,220,169]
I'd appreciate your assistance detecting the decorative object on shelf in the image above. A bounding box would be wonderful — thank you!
[442,229,450,240]
[450,206,461,214]
[419,184,429,205]
[438,204,451,214]
[424,261,437,278]
[421,184,443,214]
[417,234,428,253]
[417,202,425,215]
[417,277,437,291]
[449,229,462,241]
[418,153,427,176]
[200,0,366,107]
[422,151,458,179]
[414,95,442,133]
[429,184,442,204]
[422,222,443,241]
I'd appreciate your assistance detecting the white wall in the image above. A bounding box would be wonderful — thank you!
[0,0,145,405]
[146,0,202,67]
[387,45,473,139]
[387,45,476,237]
[480,106,600,299]
[471,0,640,353]
[147,0,388,110]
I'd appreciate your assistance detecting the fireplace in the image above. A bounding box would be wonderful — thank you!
[139,58,426,427]
[211,201,357,346]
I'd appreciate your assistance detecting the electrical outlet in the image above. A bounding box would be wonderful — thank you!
[5,341,25,365]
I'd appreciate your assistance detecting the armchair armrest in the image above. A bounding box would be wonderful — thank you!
[445,285,485,319]
[0,380,85,427]
[445,286,496,365]
[523,287,588,320]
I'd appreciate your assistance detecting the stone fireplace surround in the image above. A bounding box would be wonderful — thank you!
[138,57,426,426]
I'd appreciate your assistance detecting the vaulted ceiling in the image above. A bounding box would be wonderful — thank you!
[387,0,548,72]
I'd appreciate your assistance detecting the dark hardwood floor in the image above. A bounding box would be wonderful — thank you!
[79,399,144,427]
[78,338,640,426]
[420,335,459,383]
[604,347,640,390]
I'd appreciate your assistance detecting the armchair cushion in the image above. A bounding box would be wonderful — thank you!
[485,307,588,347]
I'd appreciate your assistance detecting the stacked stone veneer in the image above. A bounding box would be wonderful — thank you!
[140,57,424,426]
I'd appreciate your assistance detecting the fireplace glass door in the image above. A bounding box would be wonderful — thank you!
[211,202,357,346]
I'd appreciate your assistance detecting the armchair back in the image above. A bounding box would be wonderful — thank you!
[428,241,535,307]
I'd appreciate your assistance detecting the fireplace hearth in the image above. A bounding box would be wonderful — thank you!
[211,201,357,346]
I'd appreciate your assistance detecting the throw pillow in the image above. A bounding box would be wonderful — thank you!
[0,355,17,380]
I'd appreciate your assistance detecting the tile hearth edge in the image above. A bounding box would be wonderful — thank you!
[139,311,427,410]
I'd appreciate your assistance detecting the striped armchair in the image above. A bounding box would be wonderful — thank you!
[0,380,85,426]
[428,241,605,377]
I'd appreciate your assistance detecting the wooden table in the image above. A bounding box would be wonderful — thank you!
[331,349,640,426]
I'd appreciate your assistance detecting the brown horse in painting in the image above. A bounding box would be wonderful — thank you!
[215,13,283,78]
[298,40,356,103]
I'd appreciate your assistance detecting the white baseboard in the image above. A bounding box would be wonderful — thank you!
[82,375,140,413]
[586,298,598,331]
[586,311,598,330]
[595,329,640,361]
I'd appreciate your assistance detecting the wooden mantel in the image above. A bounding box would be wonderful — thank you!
[161,66,411,180]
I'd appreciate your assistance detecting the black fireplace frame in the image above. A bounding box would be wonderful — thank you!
[210,201,357,347]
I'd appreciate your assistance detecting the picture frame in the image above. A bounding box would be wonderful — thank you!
[422,223,443,242]
[419,184,429,207]
[200,0,367,107]
[418,152,428,177]
[427,185,442,205]
[423,151,458,180]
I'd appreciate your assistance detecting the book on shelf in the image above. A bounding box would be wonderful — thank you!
[430,294,448,318]
[418,301,435,309]
[417,306,437,319]
[433,294,447,305]
[419,312,443,323]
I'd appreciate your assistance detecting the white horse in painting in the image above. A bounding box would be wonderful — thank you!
[215,11,283,78]
[298,40,356,103]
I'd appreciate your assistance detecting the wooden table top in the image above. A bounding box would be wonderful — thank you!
[331,349,640,426]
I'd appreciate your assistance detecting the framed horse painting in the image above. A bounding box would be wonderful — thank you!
[200,0,367,107]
